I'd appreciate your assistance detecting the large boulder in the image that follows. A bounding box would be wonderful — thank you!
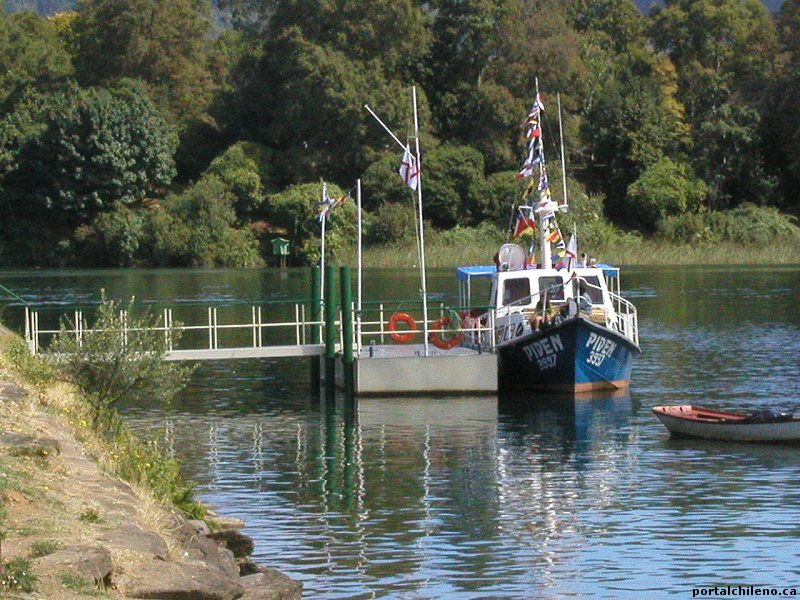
[113,559,244,600]
[208,529,255,558]
[238,560,303,600]
[34,545,112,586]
[96,523,170,559]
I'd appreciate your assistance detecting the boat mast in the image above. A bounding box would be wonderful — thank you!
[557,93,568,211]
[356,178,362,341]
[534,79,552,270]
[412,86,430,356]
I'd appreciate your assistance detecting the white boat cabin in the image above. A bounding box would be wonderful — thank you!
[456,261,638,349]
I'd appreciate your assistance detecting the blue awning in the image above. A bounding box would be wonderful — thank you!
[456,264,619,280]
[597,264,619,278]
[456,265,497,281]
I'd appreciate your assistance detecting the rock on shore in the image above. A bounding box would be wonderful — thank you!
[0,378,302,599]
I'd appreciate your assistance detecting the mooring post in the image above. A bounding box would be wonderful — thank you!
[324,265,338,400]
[339,266,355,400]
[310,267,322,397]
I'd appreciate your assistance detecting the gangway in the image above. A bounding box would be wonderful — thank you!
[20,291,498,396]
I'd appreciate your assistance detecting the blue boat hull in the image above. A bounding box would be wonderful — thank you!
[497,317,640,393]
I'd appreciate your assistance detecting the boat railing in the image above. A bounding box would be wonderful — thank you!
[607,291,639,347]
[354,301,496,353]
[489,275,639,347]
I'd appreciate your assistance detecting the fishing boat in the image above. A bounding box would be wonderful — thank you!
[456,91,640,393]
[653,405,800,443]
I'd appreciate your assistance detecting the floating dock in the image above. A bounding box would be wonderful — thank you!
[340,344,497,396]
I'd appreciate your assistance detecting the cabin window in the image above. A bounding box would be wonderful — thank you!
[579,275,604,304]
[538,276,565,302]
[501,278,531,306]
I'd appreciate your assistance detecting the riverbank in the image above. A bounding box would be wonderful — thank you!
[0,329,302,598]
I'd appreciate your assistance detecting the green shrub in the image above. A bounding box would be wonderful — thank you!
[144,176,263,267]
[28,540,59,558]
[4,338,57,390]
[625,157,707,231]
[659,203,800,244]
[78,508,102,524]
[83,204,147,267]
[47,295,192,429]
[0,557,37,592]
[366,201,417,244]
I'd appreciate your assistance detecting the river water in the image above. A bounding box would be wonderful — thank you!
[1,265,799,598]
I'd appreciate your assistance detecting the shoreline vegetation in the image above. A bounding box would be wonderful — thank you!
[0,323,301,598]
[1,4,800,271]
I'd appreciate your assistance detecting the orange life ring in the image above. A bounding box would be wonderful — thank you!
[429,316,464,350]
[388,312,418,343]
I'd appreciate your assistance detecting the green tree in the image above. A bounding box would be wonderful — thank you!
[650,0,780,208]
[144,175,262,267]
[422,144,488,228]
[201,141,274,221]
[362,145,488,229]
[2,80,176,226]
[625,157,707,231]
[762,0,800,210]
[265,182,356,264]
[71,0,213,121]
[0,11,73,110]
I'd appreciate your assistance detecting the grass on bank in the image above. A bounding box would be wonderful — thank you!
[342,238,800,268]
[0,314,203,521]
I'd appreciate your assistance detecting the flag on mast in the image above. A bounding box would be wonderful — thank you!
[512,208,536,238]
[399,145,420,190]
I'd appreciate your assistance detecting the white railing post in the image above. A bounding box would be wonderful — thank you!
[300,304,306,345]
[213,307,219,349]
[295,303,301,345]
[251,306,257,348]
[208,307,213,349]
[379,303,385,344]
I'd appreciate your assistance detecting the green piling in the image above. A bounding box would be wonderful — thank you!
[310,267,322,396]
[339,266,355,399]
[324,265,338,400]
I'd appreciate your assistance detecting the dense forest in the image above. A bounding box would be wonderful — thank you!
[0,0,798,267]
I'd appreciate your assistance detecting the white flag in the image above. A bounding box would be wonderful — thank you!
[398,146,419,190]
[566,233,578,270]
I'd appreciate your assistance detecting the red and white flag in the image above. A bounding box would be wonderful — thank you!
[399,145,420,190]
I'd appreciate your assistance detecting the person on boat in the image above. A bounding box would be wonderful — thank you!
[578,282,593,313]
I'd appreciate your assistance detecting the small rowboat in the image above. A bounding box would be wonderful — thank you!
[652,405,800,444]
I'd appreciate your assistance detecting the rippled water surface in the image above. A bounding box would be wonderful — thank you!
[2,265,799,598]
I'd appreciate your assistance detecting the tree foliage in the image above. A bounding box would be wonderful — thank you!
[625,157,708,231]
[0,0,797,267]
[71,0,214,121]
[1,80,176,226]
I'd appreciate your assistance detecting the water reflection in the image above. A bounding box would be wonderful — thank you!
[2,265,799,597]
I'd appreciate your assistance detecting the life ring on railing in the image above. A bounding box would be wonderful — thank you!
[388,312,418,343]
[429,316,464,350]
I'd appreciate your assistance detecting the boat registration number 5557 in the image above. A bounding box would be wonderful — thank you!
[586,333,617,366]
